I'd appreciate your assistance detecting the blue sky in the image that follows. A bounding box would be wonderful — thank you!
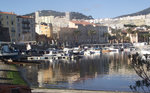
[1,0,150,18]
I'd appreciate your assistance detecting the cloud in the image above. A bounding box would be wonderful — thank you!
[81,4,101,12]
[82,8,91,12]
[93,4,101,8]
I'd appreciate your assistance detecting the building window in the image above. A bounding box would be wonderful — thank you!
[6,16,8,19]
[11,21,14,25]
[17,23,20,27]
[11,27,15,32]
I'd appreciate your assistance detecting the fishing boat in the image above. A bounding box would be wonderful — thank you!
[108,46,120,53]
[0,42,18,60]
[84,48,101,55]
[43,49,65,57]
[101,47,111,53]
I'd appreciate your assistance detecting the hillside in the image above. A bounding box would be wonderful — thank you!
[117,7,150,18]
[25,10,93,20]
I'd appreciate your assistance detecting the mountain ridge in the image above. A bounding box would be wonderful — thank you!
[24,10,93,20]
[117,7,150,18]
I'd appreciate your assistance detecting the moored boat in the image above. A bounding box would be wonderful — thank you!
[101,47,111,53]
[0,42,18,60]
[84,48,101,55]
[108,46,120,53]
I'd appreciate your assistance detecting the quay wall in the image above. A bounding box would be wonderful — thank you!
[32,89,136,93]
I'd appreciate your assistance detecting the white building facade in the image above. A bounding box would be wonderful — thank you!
[86,13,150,29]
[35,11,71,34]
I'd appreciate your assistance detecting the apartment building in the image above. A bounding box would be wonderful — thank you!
[35,11,70,34]
[17,16,35,42]
[0,26,10,42]
[36,22,53,38]
[0,12,17,42]
[0,12,35,42]
[59,21,108,46]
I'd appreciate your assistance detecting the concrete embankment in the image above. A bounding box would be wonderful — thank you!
[32,89,135,93]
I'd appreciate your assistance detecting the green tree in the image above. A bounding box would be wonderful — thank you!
[88,30,96,44]
[143,33,150,43]
[139,33,150,43]
[126,28,139,43]
[124,24,137,28]
[110,29,123,43]
[114,29,122,43]
[130,54,150,93]
[127,28,133,34]
[103,32,111,43]
[73,30,80,45]
[124,36,130,42]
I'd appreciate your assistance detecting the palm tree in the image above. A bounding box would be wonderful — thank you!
[88,30,96,44]
[143,33,150,44]
[110,29,123,43]
[121,34,126,43]
[147,33,150,44]
[138,33,150,43]
[114,29,122,43]
[116,33,122,43]
[127,28,133,34]
[103,32,110,43]
[126,28,140,43]
[73,30,80,46]
[124,36,130,42]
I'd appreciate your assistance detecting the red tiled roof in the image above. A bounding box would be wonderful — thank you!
[71,21,96,26]
[0,12,16,15]
[17,16,33,19]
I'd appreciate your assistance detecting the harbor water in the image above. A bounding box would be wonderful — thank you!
[16,52,141,92]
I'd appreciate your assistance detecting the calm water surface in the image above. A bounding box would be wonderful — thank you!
[19,52,141,91]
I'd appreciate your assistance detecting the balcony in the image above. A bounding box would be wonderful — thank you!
[22,30,30,33]
[22,27,30,29]
[11,30,15,32]
[22,21,30,24]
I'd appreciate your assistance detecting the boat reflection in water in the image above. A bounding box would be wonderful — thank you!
[19,52,140,92]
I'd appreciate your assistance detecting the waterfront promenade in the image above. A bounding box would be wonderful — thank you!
[32,89,134,93]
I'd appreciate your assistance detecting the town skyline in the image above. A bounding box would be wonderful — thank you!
[1,0,150,19]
